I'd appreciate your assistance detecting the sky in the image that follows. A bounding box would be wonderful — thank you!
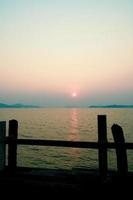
[0,0,133,106]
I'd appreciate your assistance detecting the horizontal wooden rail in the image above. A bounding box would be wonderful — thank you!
[5,138,133,149]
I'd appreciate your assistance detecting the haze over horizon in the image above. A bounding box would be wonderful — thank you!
[1,0,133,107]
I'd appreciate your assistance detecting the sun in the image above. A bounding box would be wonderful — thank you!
[72,92,77,97]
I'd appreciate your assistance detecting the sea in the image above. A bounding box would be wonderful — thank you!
[0,108,133,171]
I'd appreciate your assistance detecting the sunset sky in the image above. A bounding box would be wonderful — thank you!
[0,0,133,106]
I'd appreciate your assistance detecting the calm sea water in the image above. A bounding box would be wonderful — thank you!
[0,108,133,171]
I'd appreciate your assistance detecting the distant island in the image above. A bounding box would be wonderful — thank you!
[89,105,133,108]
[0,103,40,108]
[0,103,133,109]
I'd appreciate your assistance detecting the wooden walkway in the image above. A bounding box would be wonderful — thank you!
[0,166,133,197]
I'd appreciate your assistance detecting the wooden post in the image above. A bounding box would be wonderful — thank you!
[0,121,6,171]
[111,124,128,175]
[8,120,18,171]
[98,115,108,178]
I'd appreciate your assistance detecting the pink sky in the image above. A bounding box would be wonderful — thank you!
[0,0,133,106]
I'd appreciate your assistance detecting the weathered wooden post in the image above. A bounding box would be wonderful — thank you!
[111,124,128,175]
[98,115,108,178]
[8,120,18,171]
[0,121,6,171]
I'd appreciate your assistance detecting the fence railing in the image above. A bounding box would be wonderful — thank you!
[0,115,133,177]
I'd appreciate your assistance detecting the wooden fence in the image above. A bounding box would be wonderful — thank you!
[0,115,133,177]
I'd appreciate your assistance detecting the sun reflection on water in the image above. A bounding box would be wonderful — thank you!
[67,109,80,160]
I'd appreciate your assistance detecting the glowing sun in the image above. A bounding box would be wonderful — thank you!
[72,92,77,97]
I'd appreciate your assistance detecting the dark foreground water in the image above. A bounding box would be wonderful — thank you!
[0,108,133,171]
